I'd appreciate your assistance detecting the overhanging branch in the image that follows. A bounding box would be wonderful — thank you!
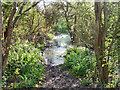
[13,1,42,27]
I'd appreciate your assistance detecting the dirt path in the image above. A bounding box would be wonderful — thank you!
[3,64,120,90]
[40,64,84,89]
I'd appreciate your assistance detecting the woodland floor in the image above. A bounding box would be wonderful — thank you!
[3,64,120,90]
[37,64,120,89]
[40,64,82,88]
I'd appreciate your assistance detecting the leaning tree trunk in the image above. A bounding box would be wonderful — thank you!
[117,36,120,83]
[2,3,16,74]
[117,3,120,84]
[2,2,41,74]
[0,0,2,89]
[94,2,108,84]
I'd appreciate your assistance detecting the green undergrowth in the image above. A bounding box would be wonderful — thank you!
[62,46,96,86]
[2,42,45,88]
[62,46,119,88]
[63,46,96,77]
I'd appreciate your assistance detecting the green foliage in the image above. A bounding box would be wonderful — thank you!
[64,46,96,77]
[37,43,45,50]
[3,42,45,88]
[79,78,93,86]
[55,23,68,34]
[1,1,119,88]
[48,33,55,39]
[105,80,118,88]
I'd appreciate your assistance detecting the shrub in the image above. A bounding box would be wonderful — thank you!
[64,46,96,77]
[3,42,45,88]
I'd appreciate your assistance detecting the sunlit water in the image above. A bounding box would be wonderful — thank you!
[43,34,71,66]
[53,34,71,47]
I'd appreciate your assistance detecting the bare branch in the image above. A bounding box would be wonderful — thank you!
[13,1,42,27]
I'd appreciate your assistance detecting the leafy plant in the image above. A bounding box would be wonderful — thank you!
[3,42,45,88]
[64,46,96,77]
[55,23,68,34]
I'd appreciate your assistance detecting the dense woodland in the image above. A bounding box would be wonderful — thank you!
[0,0,119,89]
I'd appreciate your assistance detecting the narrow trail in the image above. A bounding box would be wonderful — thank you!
[40,64,83,89]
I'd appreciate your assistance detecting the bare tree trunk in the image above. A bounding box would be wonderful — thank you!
[2,3,16,74]
[102,2,108,84]
[64,2,73,42]
[117,2,120,85]
[94,2,108,84]
[2,2,41,75]
[94,2,102,83]
[0,1,2,89]
[73,14,78,45]
[117,37,120,83]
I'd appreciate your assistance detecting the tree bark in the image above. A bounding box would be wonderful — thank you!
[73,14,78,45]
[0,1,2,89]
[102,2,108,84]
[2,2,16,74]
[2,2,41,75]
[94,2,108,84]
[117,2,120,85]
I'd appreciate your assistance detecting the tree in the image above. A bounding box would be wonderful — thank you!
[2,1,41,74]
[117,2,120,85]
[2,2,17,75]
[94,2,108,84]
[0,0,2,89]
[50,1,81,44]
